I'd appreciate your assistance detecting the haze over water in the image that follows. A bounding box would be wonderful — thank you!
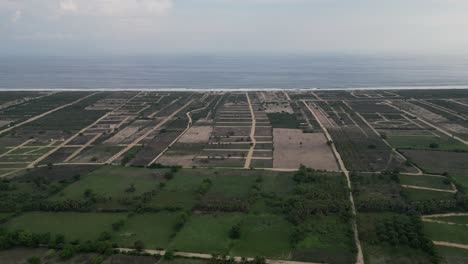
[1,55,468,90]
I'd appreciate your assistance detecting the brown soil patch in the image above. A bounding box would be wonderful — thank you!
[178,126,213,144]
[273,129,339,170]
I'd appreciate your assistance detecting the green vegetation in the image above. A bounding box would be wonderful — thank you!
[424,222,468,245]
[53,166,164,201]
[170,213,243,254]
[231,214,292,259]
[388,135,468,152]
[113,212,180,249]
[399,174,453,190]
[267,113,300,128]
[4,212,125,241]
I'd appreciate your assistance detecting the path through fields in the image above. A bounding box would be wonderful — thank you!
[244,92,257,169]
[106,100,194,164]
[302,100,364,264]
[117,248,324,264]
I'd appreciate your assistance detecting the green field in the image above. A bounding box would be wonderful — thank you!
[401,150,468,176]
[436,245,468,264]
[424,222,468,245]
[53,166,164,200]
[388,135,468,152]
[113,212,180,249]
[170,213,243,254]
[399,174,453,190]
[230,214,293,259]
[267,113,300,128]
[4,212,125,241]
[403,188,455,201]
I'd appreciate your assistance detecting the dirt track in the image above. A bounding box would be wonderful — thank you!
[117,248,324,264]
[433,241,468,250]
[244,93,257,169]
[106,100,194,164]
[302,100,364,264]
[401,184,456,193]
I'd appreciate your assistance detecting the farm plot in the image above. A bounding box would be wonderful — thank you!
[272,128,338,170]
[113,212,181,249]
[423,214,468,246]
[4,212,126,241]
[357,212,437,264]
[400,150,468,176]
[52,166,164,199]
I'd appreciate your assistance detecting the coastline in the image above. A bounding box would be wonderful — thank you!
[0,85,467,92]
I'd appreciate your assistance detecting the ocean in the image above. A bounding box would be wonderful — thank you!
[1,55,468,90]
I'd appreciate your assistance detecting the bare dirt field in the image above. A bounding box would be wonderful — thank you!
[158,153,196,167]
[273,128,339,170]
[178,126,213,143]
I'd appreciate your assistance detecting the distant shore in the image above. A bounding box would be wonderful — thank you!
[0,85,467,92]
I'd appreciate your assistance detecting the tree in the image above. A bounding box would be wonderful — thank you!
[164,250,175,260]
[27,256,41,264]
[429,143,439,149]
[59,245,77,260]
[134,240,145,251]
[229,223,241,239]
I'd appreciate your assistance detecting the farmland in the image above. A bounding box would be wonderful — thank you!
[0,89,468,264]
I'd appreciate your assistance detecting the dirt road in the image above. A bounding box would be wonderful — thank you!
[401,184,456,193]
[106,100,194,164]
[244,93,257,169]
[117,248,323,264]
[302,100,364,264]
[385,101,468,145]
[433,241,468,250]
[147,104,208,166]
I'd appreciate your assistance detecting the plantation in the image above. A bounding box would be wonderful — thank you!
[1,90,468,263]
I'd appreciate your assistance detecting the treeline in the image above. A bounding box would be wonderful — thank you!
[267,166,351,225]
[352,170,468,215]
[375,215,438,264]
[0,228,113,261]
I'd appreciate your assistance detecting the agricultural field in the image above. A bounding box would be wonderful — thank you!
[0,89,468,264]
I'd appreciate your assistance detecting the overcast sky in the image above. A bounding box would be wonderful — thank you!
[1,0,468,55]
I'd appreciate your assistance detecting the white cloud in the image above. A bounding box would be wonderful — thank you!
[59,0,172,16]
[60,0,78,12]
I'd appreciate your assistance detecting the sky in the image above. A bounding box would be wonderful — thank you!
[1,0,468,56]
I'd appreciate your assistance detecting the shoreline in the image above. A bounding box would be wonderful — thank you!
[0,85,467,92]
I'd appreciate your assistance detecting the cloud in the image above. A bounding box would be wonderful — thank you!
[59,0,172,16]
[60,0,78,12]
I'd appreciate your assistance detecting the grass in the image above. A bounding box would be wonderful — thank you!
[52,166,164,200]
[206,175,257,199]
[403,188,455,201]
[170,213,243,254]
[267,113,300,129]
[428,215,468,225]
[401,149,468,176]
[424,222,468,245]
[113,212,179,249]
[388,135,468,152]
[292,215,355,264]
[358,212,435,264]
[362,244,435,264]
[4,212,125,241]
[399,175,453,190]
[260,173,296,194]
[147,190,197,210]
[436,245,468,264]
[230,214,293,259]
